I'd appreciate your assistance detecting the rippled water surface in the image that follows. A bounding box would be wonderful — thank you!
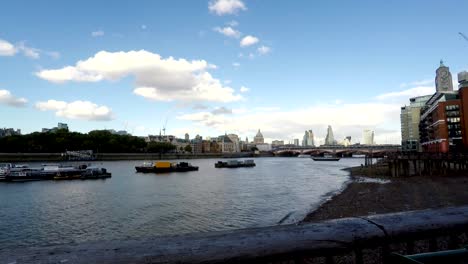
[0,157,364,248]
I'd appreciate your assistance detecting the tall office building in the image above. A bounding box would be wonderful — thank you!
[185,133,189,141]
[401,95,432,151]
[362,130,375,145]
[324,125,335,145]
[302,130,315,146]
[294,139,299,146]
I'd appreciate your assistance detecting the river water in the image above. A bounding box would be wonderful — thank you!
[0,157,364,248]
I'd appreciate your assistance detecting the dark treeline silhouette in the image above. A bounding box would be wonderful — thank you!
[0,130,176,153]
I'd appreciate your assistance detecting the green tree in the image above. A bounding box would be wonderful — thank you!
[184,144,192,153]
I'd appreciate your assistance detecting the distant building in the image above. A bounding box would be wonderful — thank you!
[401,95,432,151]
[256,143,272,152]
[218,135,235,153]
[271,140,284,146]
[362,130,375,145]
[57,123,69,130]
[42,123,69,133]
[302,130,315,146]
[341,136,352,147]
[106,129,129,136]
[190,138,203,154]
[254,129,264,144]
[435,60,454,92]
[185,133,189,141]
[324,125,335,145]
[227,134,241,152]
[0,128,21,138]
[293,139,300,146]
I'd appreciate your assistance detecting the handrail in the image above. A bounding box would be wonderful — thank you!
[2,206,468,264]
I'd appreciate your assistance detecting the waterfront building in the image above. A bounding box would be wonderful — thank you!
[302,130,315,147]
[0,128,21,138]
[419,70,468,152]
[362,130,375,145]
[400,95,432,152]
[218,135,235,153]
[185,133,189,141]
[227,134,241,152]
[256,143,272,152]
[190,138,203,154]
[254,129,264,144]
[324,125,336,145]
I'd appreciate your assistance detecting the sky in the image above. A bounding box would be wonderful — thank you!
[1,0,468,145]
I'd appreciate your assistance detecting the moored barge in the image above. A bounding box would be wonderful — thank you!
[215,160,256,168]
[135,161,199,173]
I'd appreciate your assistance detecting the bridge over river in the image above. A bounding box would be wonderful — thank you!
[272,144,401,157]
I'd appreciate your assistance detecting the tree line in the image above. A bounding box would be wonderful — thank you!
[0,130,176,153]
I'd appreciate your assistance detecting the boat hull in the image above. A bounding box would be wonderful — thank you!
[135,166,199,173]
[312,157,341,161]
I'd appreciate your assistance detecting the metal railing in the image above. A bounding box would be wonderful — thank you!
[2,206,468,264]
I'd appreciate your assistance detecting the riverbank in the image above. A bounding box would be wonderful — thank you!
[303,165,468,222]
[0,152,273,162]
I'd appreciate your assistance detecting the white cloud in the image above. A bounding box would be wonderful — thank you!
[0,38,58,59]
[232,62,240,67]
[178,102,401,144]
[211,106,232,115]
[35,50,243,103]
[214,26,241,38]
[17,42,40,59]
[227,20,239,27]
[0,90,27,107]
[400,79,433,88]
[91,30,105,37]
[240,86,249,93]
[376,86,434,101]
[257,45,271,55]
[176,85,440,144]
[240,35,259,47]
[0,39,17,56]
[208,0,247,15]
[35,100,113,121]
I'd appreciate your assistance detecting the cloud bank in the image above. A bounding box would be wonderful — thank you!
[36,100,113,121]
[36,50,243,103]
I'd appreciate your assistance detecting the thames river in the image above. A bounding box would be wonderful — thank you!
[0,157,364,249]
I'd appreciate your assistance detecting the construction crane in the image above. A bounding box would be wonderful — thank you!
[459,32,468,42]
[162,117,168,136]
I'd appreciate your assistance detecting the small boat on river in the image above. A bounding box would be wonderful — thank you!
[312,156,341,161]
[135,161,199,173]
[297,154,310,158]
[2,164,112,182]
[215,159,256,168]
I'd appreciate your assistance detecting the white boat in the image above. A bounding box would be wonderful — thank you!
[0,163,12,181]
[297,154,310,158]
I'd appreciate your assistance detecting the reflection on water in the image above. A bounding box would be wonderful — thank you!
[0,157,364,248]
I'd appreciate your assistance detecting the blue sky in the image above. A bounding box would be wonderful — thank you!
[1,0,468,144]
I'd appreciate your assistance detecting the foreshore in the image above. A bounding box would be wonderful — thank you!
[303,164,468,222]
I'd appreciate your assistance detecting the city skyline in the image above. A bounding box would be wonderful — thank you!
[1,1,468,144]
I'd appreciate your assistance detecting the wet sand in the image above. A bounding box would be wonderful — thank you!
[303,166,468,222]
